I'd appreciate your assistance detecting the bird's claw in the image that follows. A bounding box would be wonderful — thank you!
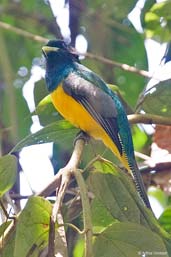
[74,131,90,146]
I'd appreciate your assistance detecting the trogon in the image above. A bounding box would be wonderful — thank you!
[42,40,151,209]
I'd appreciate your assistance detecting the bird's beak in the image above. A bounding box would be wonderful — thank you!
[42,46,59,57]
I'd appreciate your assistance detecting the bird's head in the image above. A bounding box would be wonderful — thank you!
[42,40,79,63]
[42,40,79,92]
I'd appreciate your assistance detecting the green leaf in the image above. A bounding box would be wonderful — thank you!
[34,94,61,126]
[163,238,171,256]
[87,159,145,225]
[91,198,115,234]
[73,237,84,257]
[0,221,12,236]
[0,224,16,257]
[87,159,170,238]
[140,79,171,117]
[132,126,148,151]
[0,155,17,197]
[144,0,171,42]
[159,207,171,234]
[14,196,52,257]
[140,0,156,29]
[11,120,78,152]
[93,222,169,257]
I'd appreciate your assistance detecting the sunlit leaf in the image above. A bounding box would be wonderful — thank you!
[73,237,84,257]
[34,94,60,126]
[0,155,17,197]
[14,196,52,257]
[140,0,156,28]
[144,1,171,41]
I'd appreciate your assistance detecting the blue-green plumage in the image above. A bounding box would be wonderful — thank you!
[42,40,151,209]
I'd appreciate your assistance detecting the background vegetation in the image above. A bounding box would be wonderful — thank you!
[0,0,171,256]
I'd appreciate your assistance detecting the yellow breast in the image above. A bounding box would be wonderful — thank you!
[51,84,130,170]
[51,84,101,137]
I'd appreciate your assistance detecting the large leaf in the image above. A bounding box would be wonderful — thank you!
[88,159,149,226]
[91,198,115,234]
[0,154,17,197]
[11,120,78,152]
[87,159,171,256]
[14,196,52,257]
[93,222,169,257]
[87,159,170,236]
[140,79,171,117]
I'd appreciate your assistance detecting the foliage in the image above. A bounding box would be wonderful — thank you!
[139,79,171,117]
[0,0,171,256]
[144,0,171,41]
[0,155,17,197]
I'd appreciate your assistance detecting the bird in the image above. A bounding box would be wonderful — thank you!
[42,39,151,209]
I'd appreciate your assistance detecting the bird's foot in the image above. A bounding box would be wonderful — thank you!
[74,131,90,146]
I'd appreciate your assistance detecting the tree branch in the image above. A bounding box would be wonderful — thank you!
[128,113,171,126]
[0,21,153,78]
[36,138,86,198]
[85,52,153,78]
[141,162,171,174]
[0,21,48,43]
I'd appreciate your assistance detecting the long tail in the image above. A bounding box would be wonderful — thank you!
[130,160,152,210]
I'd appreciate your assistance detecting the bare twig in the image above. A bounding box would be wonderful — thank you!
[128,113,171,126]
[141,162,171,174]
[0,21,48,43]
[85,52,153,78]
[36,139,86,199]
[0,21,153,78]
[0,220,16,250]
[0,200,9,220]
[134,151,151,161]
[9,193,31,200]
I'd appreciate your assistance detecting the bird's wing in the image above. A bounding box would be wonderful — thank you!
[75,64,134,160]
[63,71,123,155]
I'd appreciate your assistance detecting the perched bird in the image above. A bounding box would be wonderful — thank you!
[42,40,151,209]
